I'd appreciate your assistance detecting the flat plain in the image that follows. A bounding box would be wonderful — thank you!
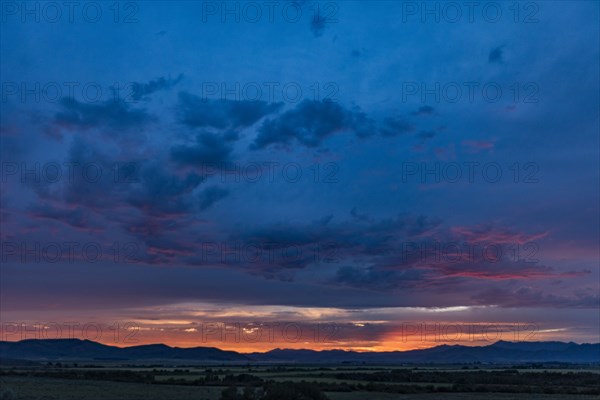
[1,363,599,400]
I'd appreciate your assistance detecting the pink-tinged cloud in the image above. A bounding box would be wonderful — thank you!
[461,140,495,153]
[440,266,590,281]
[451,225,547,245]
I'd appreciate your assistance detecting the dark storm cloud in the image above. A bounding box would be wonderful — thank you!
[410,106,435,116]
[21,137,218,247]
[53,97,154,130]
[25,138,136,214]
[252,100,375,149]
[348,106,376,138]
[473,287,599,308]
[178,92,282,129]
[13,131,234,266]
[126,162,206,216]
[379,117,414,137]
[489,45,505,64]
[130,74,183,101]
[451,225,548,244]
[28,204,98,232]
[127,216,199,264]
[329,247,585,293]
[417,130,437,139]
[198,186,229,211]
[417,126,445,140]
[223,213,441,280]
[219,213,571,289]
[16,126,584,293]
[170,131,237,167]
[435,260,587,281]
[334,266,424,290]
[120,164,227,263]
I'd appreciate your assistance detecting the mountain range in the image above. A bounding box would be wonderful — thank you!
[1,339,598,364]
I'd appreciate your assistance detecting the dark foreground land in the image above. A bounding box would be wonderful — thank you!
[1,363,599,400]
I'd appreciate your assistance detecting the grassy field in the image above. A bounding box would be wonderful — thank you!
[326,393,600,400]
[1,364,599,400]
[1,376,223,400]
[2,376,599,400]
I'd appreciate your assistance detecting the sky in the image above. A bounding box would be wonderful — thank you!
[0,0,599,352]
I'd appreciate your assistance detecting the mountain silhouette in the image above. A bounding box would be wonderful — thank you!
[1,339,598,364]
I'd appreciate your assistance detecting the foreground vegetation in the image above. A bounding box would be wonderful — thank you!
[0,363,598,399]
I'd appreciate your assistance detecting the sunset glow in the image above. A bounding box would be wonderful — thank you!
[1,1,598,356]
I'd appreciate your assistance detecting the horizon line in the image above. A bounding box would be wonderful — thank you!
[2,338,598,355]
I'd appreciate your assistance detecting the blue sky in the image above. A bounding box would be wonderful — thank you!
[0,1,598,350]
